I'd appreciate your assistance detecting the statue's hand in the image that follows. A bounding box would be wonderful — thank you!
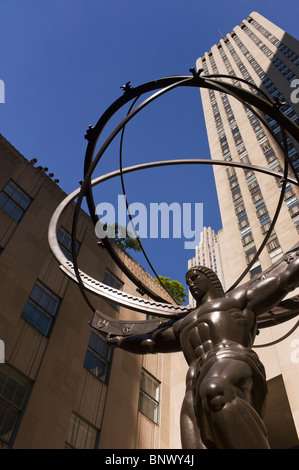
[106,334,123,347]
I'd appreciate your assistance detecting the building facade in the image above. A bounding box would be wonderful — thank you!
[196,11,299,287]
[187,226,225,307]
[0,134,187,449]
[196,11,299,448]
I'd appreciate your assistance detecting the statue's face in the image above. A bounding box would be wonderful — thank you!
[186,270,211,301]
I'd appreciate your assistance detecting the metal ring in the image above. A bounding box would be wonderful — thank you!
[48,73,299,327]
[48,158,298,316]
[79,74,299,306]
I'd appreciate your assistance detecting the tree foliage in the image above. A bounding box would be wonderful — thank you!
[105,223,141,252]
[156,276,188,305]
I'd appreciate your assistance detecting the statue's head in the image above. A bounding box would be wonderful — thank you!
[185,265,225,302]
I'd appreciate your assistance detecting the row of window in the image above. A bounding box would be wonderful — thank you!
[0,291,160,445]
[0,178,161,445]
[209,93,261,272]
[0,194,159,441]
[204,55,268,274]
[0,180,31,222]
[224,36,299,231]
[200,30,298,268]
[21,273,123,369]
[231,31,299,170]
[216,46,286,264]
[0,363,31,443]
[0,179,83,260]
[0,360,160,447]
[242,24,297,84]
[64,368,160,448]
[248,17,299,66]
[212,35,299,238]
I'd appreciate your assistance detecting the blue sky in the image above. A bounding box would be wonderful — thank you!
[1,0,298,302]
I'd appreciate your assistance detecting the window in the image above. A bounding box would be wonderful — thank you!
[285,195,298,208]
[254,198,265,211]
[240,225,251,238]
[138,369,160,424]
[231,184,241,196]
[0,363,31,444]
[267,238,280,253]
[0,181,31,222]
[244,240,256,257]
[226,166,236,179]
[257,206,267,217]
[236,142,245,152]
[84,331,112,383]
[292,213,299,226]
[239,218,249,229]
[237,209,247,223]
[65,413,98,449]
[103,271,124,311]
[242,233,254,246]
[261,222,271,234]
[246,174,257,185]
[249,184,261,197]
[259,213,271,227]
[233,195,244,208]
[268,158,280,170]
[57,227,80,262]
[269,247,283,264]
[249,261,262,277]
[21,281,60,336]
[289,204,299,217]
[260,140,272,153]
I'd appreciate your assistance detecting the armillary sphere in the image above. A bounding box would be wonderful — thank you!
[48,71,299,344]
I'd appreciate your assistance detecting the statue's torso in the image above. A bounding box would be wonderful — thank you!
[173,296,257,367]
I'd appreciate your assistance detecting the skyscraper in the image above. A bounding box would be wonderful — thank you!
[188,226,225,307]
[195,11,299,447]
[196,11,299,289]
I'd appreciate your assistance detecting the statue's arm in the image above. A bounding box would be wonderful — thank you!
[279,251,299,291]
[246,250,299,316]
[106,321,181,355]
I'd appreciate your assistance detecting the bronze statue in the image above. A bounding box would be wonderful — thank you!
[96,243,299,449]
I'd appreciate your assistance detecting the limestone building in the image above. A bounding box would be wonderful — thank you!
[196,11,299,448]
[0,133,187,449]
